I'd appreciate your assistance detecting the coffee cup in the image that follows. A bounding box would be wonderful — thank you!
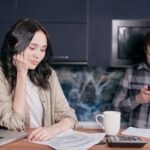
[95,111,121,135]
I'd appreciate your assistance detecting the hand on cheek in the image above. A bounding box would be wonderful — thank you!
[13,53,28,74]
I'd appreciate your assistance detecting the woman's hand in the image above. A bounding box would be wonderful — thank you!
[28,118,75,142]
[13,52,28,75]
[12,52,29,117]
[28,125,60,141]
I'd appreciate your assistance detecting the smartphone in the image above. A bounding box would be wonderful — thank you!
[148,85,150,91]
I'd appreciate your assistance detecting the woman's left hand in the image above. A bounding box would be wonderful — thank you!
[28,126,60,141]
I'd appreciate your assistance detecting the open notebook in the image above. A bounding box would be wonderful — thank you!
[0,129,28,146]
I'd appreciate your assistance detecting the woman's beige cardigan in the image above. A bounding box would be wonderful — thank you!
[0,67,77,131]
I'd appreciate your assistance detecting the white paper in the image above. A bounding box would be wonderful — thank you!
[78,121,100,129]
[122,126,150,138]
[32,129,106,150]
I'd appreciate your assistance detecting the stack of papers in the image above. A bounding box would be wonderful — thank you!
[122,126,150,138]
[33,129,106,150]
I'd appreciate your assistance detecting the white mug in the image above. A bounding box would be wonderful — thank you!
[95,111,121,135]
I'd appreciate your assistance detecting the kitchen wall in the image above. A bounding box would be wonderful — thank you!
[54,65,129,127]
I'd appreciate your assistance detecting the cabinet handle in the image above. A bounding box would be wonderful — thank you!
[53,56,69,60]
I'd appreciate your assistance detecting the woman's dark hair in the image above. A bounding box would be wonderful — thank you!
[1,18,53,92]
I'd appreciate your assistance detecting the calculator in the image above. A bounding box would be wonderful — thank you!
[106,135,147,147]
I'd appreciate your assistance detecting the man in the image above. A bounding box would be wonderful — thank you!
[113,31,150,128]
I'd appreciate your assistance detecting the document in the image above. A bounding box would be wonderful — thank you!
[32,129,106,150]
[78,121,100,129]
[122,126,150,138]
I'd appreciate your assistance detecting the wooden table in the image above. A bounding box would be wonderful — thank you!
[0,128,150,150]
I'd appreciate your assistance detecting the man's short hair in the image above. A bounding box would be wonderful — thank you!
[144,31,150,47]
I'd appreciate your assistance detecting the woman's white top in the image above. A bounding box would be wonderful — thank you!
[26,77,43,128]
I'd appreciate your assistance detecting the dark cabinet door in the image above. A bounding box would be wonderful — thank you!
[0,0,88,65]
[0,0,16,21]
[16,0,88,64]
[44,23,88,64]
[0,0,17,49]
[16,0,87,23]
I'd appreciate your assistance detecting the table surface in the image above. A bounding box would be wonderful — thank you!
[0,128,150,150]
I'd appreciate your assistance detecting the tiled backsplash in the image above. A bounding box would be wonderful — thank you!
[55,65,129,127]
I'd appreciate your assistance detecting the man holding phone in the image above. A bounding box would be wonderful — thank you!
[113,31,150,128]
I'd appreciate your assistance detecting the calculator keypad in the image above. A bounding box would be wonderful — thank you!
[106,135,146,147]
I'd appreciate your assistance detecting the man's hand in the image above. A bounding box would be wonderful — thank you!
[136,85,150,104]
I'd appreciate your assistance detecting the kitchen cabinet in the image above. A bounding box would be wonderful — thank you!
[0,0,88,64]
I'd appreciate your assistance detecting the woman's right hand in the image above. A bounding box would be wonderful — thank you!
[28,126,60,141]
[12,52,29,116]
[13,52,28,75]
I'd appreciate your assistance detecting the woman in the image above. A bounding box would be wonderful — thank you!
[0,18,77,141]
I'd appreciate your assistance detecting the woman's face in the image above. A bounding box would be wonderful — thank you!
[23,30,47,70]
